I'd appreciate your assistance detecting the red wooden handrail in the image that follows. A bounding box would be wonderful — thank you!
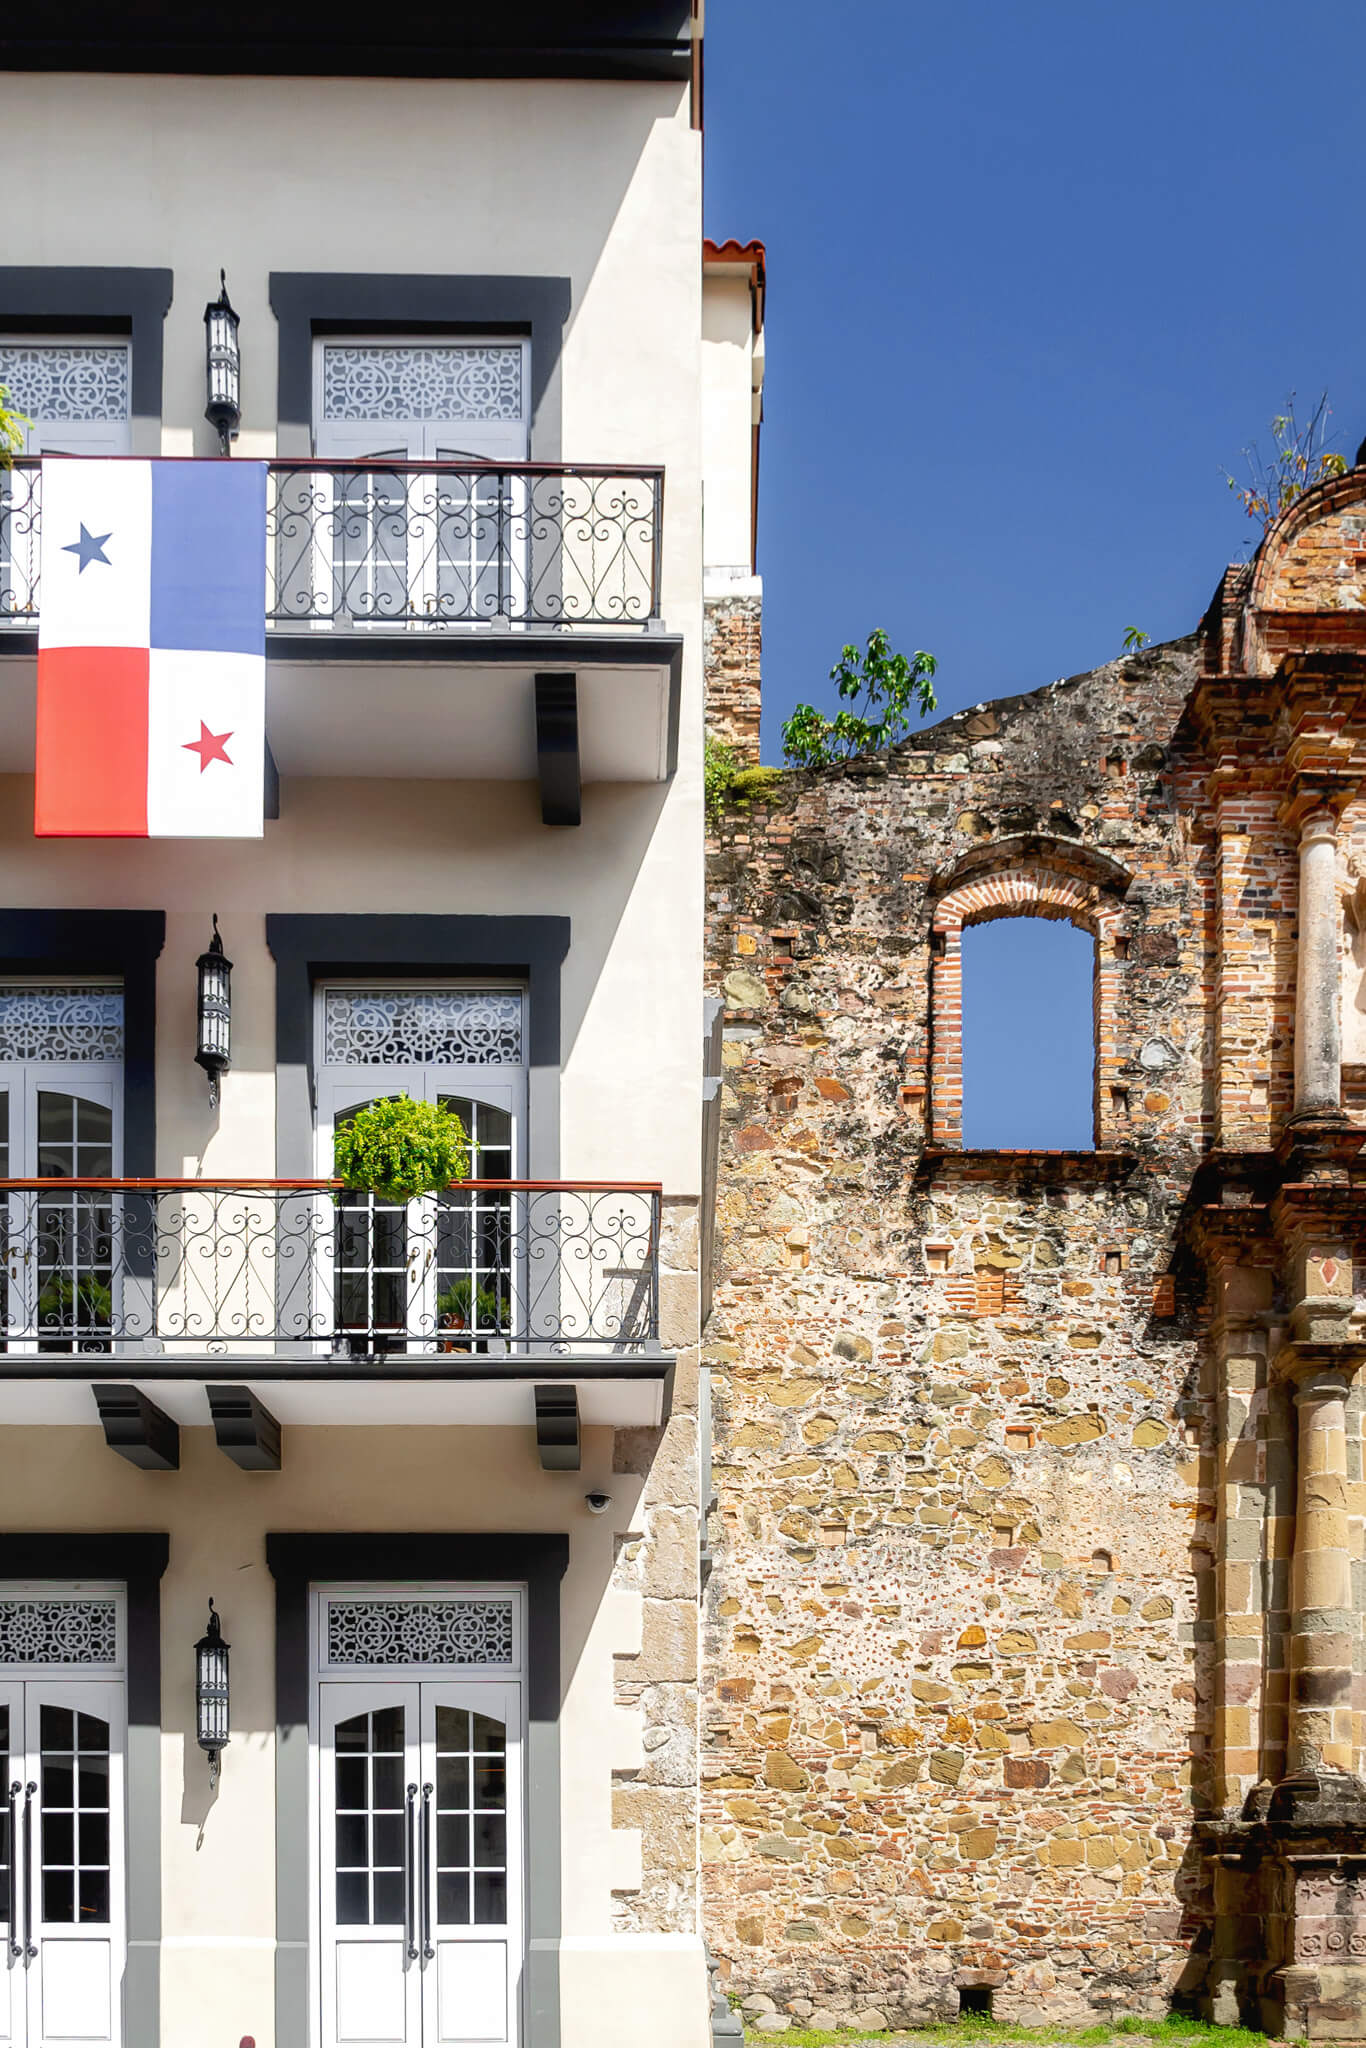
[0,1178,662,1194]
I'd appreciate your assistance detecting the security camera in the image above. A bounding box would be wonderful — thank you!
[585,1492,612,1515]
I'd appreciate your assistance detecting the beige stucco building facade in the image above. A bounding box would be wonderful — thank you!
[0,8,755,2044]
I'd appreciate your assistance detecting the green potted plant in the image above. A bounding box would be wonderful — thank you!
[37,1272,113,1331]
[333,1094,471,1202]
[435,1276,505,1351]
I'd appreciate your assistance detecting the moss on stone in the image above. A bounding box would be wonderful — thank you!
[729,765,787,805]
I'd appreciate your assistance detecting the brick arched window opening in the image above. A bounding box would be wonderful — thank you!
[928,862,1127,1149]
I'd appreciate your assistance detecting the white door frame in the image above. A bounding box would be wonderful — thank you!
[0,1066,123,1352]
[313,982,528,1356]
[0,337,133,458]
[309,1587,526,2048]
[0,1583,126,2048]
[309,338,531,632]
[317,1679,423,2048]
[310,337,531,467]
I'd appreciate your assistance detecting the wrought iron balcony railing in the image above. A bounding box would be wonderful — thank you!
[0,1180,662,1359]
[0,459,664,631]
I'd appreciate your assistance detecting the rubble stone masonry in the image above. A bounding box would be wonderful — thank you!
[700,466,1366,2035]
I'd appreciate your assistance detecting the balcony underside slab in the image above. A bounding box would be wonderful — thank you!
[0,635,681,783]
[0,1355,674,1429]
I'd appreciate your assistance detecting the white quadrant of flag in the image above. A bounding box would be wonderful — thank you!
[38,458,152,649]
[147,650,266,838]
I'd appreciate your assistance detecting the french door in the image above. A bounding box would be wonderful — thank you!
[0,1680,125,2048]
[0,1065,121,1353]
[319,1681,521,2048]
[299,338,532,630]
[318,1066,522,1355]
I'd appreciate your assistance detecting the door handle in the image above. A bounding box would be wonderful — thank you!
[420,1782,434,1960]
[404,1784,418,1962]
[22,1783,36,1959]
[6,1781,19,1960]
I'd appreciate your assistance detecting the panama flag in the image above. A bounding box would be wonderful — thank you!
[36,458,267,837]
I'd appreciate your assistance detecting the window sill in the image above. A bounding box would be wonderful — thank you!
[918,1146,1141,1181]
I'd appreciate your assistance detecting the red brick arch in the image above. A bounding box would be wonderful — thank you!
[929,862,1125,1148]
[1249,466,1366,615]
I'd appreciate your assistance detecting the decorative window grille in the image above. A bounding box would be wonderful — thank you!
[0,985,124,1062]
[323,989,522,1067]
[320,344,524,425]
[0,344,129,424]
[325,1598,515,1668]
[0,1598,118,1666]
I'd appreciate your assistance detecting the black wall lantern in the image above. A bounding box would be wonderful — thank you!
[195,1599,230,1784]
[203,270,241,455]
[195,915,232,1109]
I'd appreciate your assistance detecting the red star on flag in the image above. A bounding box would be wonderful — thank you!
[183,722,234,773]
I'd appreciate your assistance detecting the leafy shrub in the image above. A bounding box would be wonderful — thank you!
[0,385,29,471]
[333,1094,471,1202]
[782,628,937,768]
[1224,391,1348,533]
[704,734,740,818]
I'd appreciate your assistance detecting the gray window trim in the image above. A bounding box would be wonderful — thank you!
[266,1532,569,2048]
[265,914,569,1180]
[0,269,173,455]
[0,910,165,1175]
[0,1532,168,2045]
[268,274,572,461]
[0,8,693,82]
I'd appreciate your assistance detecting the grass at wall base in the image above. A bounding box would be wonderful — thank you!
[738,2017,1274,2048]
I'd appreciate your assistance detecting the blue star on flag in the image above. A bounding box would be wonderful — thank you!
[62,524,112,573]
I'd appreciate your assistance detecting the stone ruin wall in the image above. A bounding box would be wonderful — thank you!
[700,641,1231,2029]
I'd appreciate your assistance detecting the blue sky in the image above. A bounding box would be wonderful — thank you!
[702,0,1366,1144]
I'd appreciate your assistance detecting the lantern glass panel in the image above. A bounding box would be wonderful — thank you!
[196,1642,230,1753]
[203,284,241,437]
[197,954,232,1066]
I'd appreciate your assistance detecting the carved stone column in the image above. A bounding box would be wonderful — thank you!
[1286,1361,1356,1775]
[1250,1215,1366,2037]
[1294,808,1343,1120]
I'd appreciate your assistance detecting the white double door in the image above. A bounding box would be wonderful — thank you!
[320,1681,521,2048]
[318,1069,520,1352]
[311,349,531,631]
[0,1681,124,2048]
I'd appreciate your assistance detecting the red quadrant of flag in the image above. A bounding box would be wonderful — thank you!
[35,647,150,837]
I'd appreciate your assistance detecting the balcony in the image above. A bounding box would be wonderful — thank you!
[0,460,681,795]
[0,1178,674,1454]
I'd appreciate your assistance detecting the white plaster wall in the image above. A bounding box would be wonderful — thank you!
[0,73,706,1198]
[0,774,698,1189]
[701,272,757,573]
[0,1423,705,2047]
[0,75,693,451]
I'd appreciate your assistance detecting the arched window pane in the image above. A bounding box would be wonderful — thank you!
[961,918,1095,1148]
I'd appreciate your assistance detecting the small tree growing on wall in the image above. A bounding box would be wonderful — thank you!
[781,628,938,769]
[1223,391,1347,534]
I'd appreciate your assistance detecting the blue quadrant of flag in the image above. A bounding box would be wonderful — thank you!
[148,461,267,655]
